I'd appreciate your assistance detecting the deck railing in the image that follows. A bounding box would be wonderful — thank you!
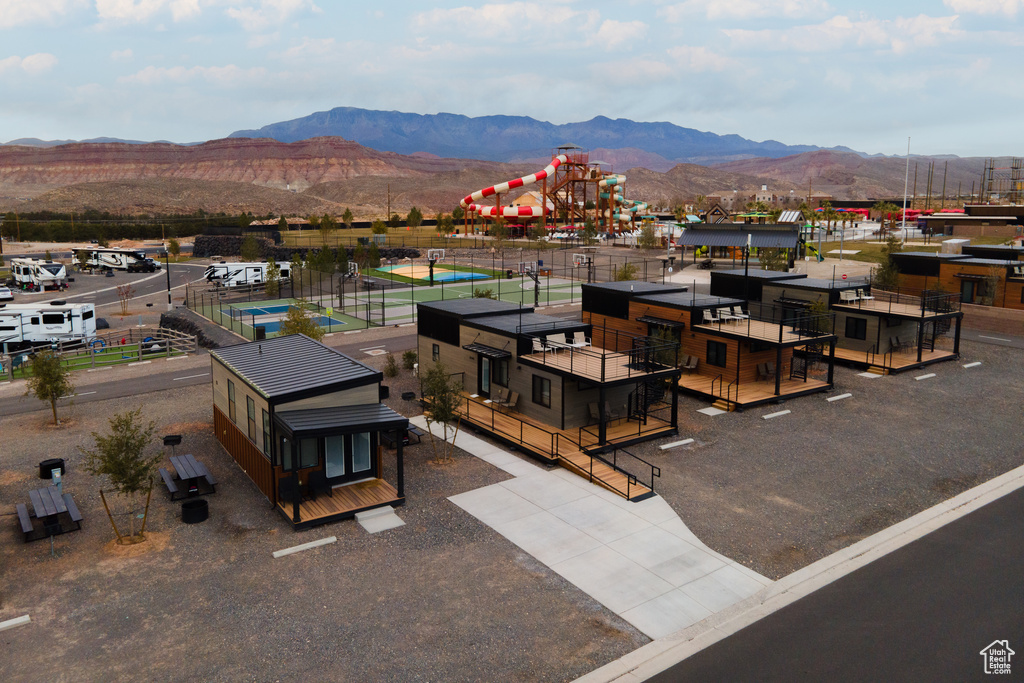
[697,309,836,344]
[522,328,678,383]
[841,287,961,317]
[590,446,660,499]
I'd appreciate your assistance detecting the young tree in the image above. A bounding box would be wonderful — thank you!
[489,221,509,247]
[371,220,388,235]
[581,218,598,246]
[278,216,289,232]
[240,234,261,261]
[81,408,160,542]
[530,224,548,242]
[167,237,181,262]
[388,213,402,229]
[614,262,638,281]
[421,361,462,464]
[278,299,325,341]
[638,222,659,250]
[406,206,423,228]
[336,245,350,275]
[758,248,789,272]
[872,234,903,291]
[437,213,454,234]
[117,283,135,316]
[383,352,399,378]
[368,242,382,268]
[353,242,367,270]
[452,206,465,223]
[75,249,89,271]
[26,349,73,426]
[342,208,353,229]
[319,214,337,245]
[289,252,304,296]
[266,257,281,298]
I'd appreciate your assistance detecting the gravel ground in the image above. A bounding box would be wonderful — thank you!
[0,380,646,682]
[624,337,1024,579]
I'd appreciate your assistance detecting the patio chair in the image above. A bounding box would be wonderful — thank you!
[857,288,874,301]
[548,333,567,350]
[703,309,720,324]
[497,391,519,412]
[732,306,750,320]
[717,307,737,322]
[757,363,771,381]
[573,331,590,346]
[765,362,776,379]
[532,338,547,355]
[682,355,699,373]
[839,290,857,304]
[307,471,332,499]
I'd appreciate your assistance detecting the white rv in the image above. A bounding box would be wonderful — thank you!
[204,262,291,288]
[73,248,160,273]
[10,258,69,291]
[0,301,97,352]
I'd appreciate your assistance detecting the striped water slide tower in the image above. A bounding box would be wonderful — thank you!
[460,154,569,218]
[597,174,636,223]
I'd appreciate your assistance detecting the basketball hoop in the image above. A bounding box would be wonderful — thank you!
[427,248,445,262]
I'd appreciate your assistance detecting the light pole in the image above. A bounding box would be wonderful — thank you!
[164,250,172,310]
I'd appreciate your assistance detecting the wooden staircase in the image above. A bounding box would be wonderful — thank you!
[711,398,736,411]
[866,365,888,375]
[556,451,652,501]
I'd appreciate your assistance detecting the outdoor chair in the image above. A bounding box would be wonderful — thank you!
[732,306,750,320]
[717,307,737,322]
[682,355,699,374]
[765,362,776,379]
[857,288,874,301]
[497,391,519,412]
[573,331,590,347]
[703,309,720,324]
[548,333,567,350]
[278,476,301,504]
[757,363,771,381]
[532,338,547,355]
[307,471,332,499]
[839,290,858,304]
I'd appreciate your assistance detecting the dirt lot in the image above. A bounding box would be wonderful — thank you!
[0,383,646,682]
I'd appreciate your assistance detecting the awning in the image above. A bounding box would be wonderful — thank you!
[275,403,409,437]
[775,297,812,307]
[778,211,804,223]
[953,273,986,280]
[462,342,512,359]
[637,315,686,329]
[677,229,799,249]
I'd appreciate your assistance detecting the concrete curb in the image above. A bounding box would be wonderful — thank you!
[576,462,1024,682]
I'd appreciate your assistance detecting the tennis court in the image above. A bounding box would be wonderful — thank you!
[217,298,362,338]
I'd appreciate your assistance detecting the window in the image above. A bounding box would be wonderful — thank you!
[42,313,64,325]
[31,317,39,325]
[352,432,371,473]
[532,375,551,408]
[261,410,271,455]
[885,317,901,328]
[246,397,256,442]
[845,317,867,340]
[83,310,94,320]
[432,344,439,362]
[299,438,319,469]
[227,380,236,422]
[494,358,509,387]
[706,340,728,368]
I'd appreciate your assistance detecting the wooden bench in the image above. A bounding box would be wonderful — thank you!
[159,467,180,499]
[63,494,83,530]
[196,462,217,488]
[16,503,34,540]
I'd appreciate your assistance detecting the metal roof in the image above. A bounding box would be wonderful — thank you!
[275,403,408,436]
[770,277,863,291]
[211,334,379,400]
[581,281,688,295]
[953,258,1020,267]
[778,211,804,223]
[466,311,585,336]
[417,299,526,319]
[634,292,744,309]
[677,229,799,249]
[637,315,685,328]
[712,269,807,281]
[462,342,512,359]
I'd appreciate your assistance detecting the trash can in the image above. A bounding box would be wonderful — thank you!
[181,499,209,524]
[39,458,66,479]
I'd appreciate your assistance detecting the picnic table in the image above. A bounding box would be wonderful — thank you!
[380,425,424,450]
[698,258,715,270]
[17,485,83,542]
[159,454,217,500]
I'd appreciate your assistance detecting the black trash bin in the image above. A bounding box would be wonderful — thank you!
[39,458,66,479]
[181,499,209,524]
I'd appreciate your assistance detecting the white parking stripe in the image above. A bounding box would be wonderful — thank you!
[173,373,209,381]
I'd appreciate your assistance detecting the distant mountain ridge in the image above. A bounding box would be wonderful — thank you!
[229,106,863,166]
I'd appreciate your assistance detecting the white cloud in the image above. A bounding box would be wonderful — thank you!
[593,20,648,48]
[118,63,269,85]
[660,0,831,22]
[0,53,59,76]
[280,37,335,60]
[666,45,735,71]
[225,0,320,32]
[414,2,599,38]
[111,48,134,61]
[724,14,962,54]
[944,0,1021,15]
[95,0,167,23]
[0,0,83,28]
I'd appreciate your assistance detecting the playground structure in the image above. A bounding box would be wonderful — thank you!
[459,145,656,236]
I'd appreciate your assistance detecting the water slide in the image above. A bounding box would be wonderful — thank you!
[598,174,649,224]
[461,154,569,218]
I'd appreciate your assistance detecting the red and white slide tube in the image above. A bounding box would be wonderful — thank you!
[460,154,568,218]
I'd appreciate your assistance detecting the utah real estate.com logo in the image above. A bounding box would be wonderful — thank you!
[980,640,1014,675]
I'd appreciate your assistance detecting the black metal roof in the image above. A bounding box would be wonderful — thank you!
[678,229,799,249]
[637,315,685,328]
[465,311,586,337]
[952,258,1019,267]
[892,252,971,260]
[462,342,512,359]
[634,292,743,310]
[417,299,527,319]
[274,403,408,437]
[768,277,862,291]
[211,334,379,401]
[581,281,688,295]
[711,269,807,281]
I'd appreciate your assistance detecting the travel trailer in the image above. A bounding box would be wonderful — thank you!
[0,301,97,352]
[204,262,290,288]
[73,248,160,272]
[9,258,69,291]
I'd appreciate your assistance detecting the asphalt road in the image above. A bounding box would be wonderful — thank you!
[649,485,1024,683]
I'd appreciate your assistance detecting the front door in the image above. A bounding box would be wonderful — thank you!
[960,280,975,304]
[479,356,491,398]
[324,432,376,484]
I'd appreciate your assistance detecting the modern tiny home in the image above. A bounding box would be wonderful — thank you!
[210,334,408,530]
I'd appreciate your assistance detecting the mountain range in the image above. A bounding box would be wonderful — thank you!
[228,107,865,167]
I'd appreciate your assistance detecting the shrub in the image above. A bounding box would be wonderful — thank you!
[402,350,418,370]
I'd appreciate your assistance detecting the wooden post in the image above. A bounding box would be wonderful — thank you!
[99,489,124,543]
[138,479,154,537]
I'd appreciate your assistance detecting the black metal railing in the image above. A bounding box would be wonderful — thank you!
[590,446,661,498]
[521,327,678,383]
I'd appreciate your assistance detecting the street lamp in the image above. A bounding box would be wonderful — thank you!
[164,250,172,311]
[743,233,751,306]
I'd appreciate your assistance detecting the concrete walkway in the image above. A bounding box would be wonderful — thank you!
[411,416,771,640]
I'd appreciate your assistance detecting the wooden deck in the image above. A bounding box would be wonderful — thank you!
[694,319,825,345]
[833,299,958,320]
[277,478,401,529]
[832,346,957,372]
[679,372,830,407]
[520,346,667,382]
[457,395,669,501]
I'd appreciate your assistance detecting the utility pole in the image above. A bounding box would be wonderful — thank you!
[940,161,948,210]
[387,184,391,225]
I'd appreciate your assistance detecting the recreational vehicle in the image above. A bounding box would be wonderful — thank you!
[73,248,159,273]
[10,258,69,291]
[204,262,290,288]
[0,301,97,352]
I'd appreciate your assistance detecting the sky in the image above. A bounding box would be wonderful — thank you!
[1,0,1021,158]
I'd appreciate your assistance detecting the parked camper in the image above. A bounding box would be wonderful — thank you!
[204,262,290,288]
[0,301,97,352]
[10,258,69,291]
[72,248,159,272]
